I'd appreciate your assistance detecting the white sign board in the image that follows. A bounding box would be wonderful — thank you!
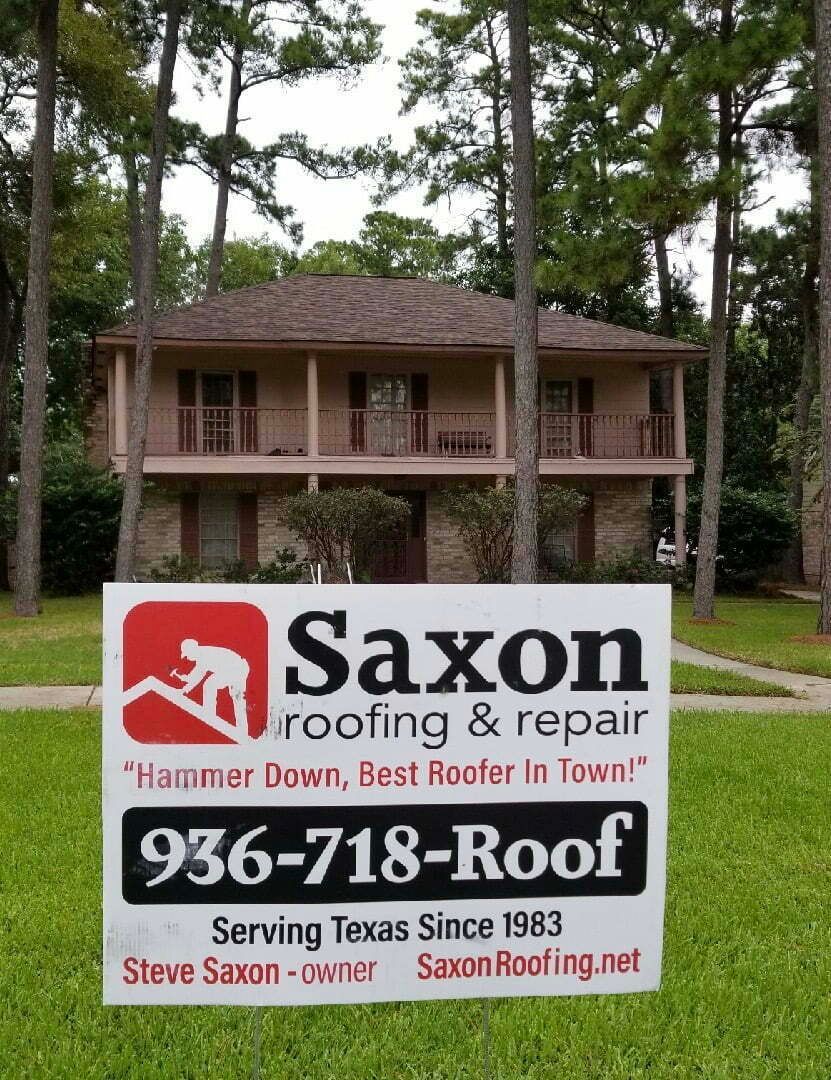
[103,583,670,1006]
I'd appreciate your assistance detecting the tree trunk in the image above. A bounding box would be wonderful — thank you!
[784,156,819,582]
[654,231,674,339]
[123,149,143,312]
[507,0,538,584]
[115,0,184,582]
[816,0,831,633]
[692,0,733,621]
[0,257,21,592]
[206,6,249,298]
[485,15,510,263]
[726,124,743,357]
[14,0,59,617]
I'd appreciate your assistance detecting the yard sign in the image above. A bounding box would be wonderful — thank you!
[103,583,670,1006]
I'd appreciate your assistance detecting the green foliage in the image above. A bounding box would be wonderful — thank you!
[687,484,796,587]
[294,212,464,280]
[440,485,587,583]
[149,548,302,584]
[193,235,297,292]
[548,551,678,586]
[0,442,123,595]
[249,547,303,584]
[281,487,411,582]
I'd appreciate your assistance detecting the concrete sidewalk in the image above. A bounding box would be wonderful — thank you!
[0,685,101,709]
[671,639,831,712]
[1,642,830,713]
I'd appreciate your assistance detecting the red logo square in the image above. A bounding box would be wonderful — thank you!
[122,602,268,744]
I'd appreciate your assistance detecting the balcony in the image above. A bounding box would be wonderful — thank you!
[146,407,308,456]
[319,409,496,457]
[144,407,675,460]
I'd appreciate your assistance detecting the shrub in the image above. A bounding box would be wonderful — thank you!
[440,484,587,583]
[149,556,221,583]
[150,548,302,584]
[547,551,679,585]
[1,445,123,595]
[249,547,303,584]
[280,486,411,582]
[687,484,796,588]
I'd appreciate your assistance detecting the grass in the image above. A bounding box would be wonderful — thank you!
[673,596,831,679]
[0,593,794,697]
[0,593,102,685]
[1,708,829,1078]
[669,660,793,696]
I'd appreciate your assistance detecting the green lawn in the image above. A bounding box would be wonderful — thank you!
[673,596,831,678]
[0,593,790,696]
[1,708,828,1078]
[669,660,793,696]
[0,593,102,685]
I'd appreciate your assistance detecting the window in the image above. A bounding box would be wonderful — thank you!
[543,380,573,413]
[368,373,408,410]
[200,493,239,567]
[541,522,577,570]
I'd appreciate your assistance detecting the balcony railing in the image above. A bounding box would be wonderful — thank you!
[142,408,675,459]
[319,409,496,457]
[146,407,307,455]
[536,412,675,459]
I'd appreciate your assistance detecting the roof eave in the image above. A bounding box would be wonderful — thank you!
[93,334,707,362]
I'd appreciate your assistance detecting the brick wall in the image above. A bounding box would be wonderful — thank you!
[85,390,110,468]
[592,479,653,560]
[257,482,306,564]
[135,483,182,575]
[426,489,479,583]
[131,475,655,581]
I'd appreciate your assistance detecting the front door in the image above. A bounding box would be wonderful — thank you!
[370,492,427,583]
[541,379,573,456]
[367,374,408,455]
[201,372,235,453]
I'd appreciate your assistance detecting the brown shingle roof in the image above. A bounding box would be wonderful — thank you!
[99,274,706,357]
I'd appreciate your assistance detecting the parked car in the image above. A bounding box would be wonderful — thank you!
[655,527,697,567]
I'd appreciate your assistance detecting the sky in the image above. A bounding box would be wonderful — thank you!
[162,0,809,307]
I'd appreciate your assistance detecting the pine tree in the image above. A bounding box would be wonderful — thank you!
[508,0,539,584]
[115,0,185,582]
[14,0,59,616]
[194,0,381,297]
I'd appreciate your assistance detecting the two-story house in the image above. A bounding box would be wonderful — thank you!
[88,274,704,581]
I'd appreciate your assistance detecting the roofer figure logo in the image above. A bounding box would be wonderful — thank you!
[122,602,268,744]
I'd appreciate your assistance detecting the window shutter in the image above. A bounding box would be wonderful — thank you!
[238,370,258,452]
[576,494,595,564]
[410,373,428,452]
[577,377,594,455]
[349,371,367,452]
[238,493,258,569]
[181,492,200,560]
[178,370,197,452]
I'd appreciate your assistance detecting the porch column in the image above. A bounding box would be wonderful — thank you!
[114,347,128,455]
[672,360,686,458]
[494,354,507,459]
[307,473,319,492]
[674,474,687,569]
[306,350,319,457]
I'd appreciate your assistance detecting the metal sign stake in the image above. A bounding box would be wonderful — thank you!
[482,1000,492,1079]
[252,1006,263,1080]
